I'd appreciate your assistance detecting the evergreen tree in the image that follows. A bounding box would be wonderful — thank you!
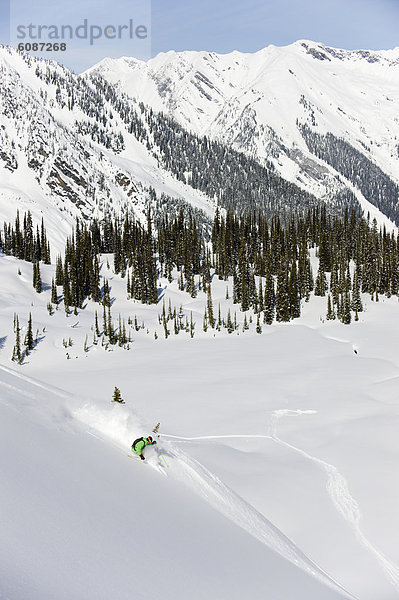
[94,311,100,336]
[226,309,234,334]
[263,261,275,325]
[51,278,58,305]
[107,306,115,343]
[163,315,169,339]
[24,312,34,350]
[33,261,42,293]
[102,303,107,336]
[174,314,179,335]
[256,313,262,334]
[112,386,125,403]
[330,260,340,306]
[63,264,71,313]
[258,278,264,313]
[288,261,300,319]
[12,315,22,364]
[207,285,214,327]
[314,265,327,296]
[340,288,352,325]
[275,260,290,322]
[203,307,208,332]
[217,304,222,331]
[55,255,64,285]
[351,265,363,312]
[190,311,194,338]
[326,294,335,320]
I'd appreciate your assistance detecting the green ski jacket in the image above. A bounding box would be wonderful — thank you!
[132,437,151,455]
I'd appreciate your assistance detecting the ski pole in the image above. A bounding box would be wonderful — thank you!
[155,444,169,468]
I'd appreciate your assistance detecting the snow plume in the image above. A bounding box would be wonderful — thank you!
[74,403,146,451]
[72,403,354,597]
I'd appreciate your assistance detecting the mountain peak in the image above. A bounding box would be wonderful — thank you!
[82,38,399,228]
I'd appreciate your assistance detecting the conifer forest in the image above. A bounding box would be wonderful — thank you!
[2,205,398,360]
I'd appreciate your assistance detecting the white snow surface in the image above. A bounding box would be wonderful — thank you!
[1,250,399,599]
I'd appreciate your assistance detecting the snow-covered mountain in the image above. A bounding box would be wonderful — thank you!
[2,41,399,239]
[87,40,399,225]
[0,45,219,252]
[0,44,334,250]
[3,40,399,600]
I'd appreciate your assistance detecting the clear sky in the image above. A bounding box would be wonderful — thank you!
[1,0,399,72]
[151,0,399,55]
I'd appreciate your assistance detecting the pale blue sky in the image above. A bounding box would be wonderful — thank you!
[151,0,399,53]
[1,0,398,72]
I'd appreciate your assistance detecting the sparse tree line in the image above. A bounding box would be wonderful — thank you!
[11,312,39,364]
[4,205,399,362]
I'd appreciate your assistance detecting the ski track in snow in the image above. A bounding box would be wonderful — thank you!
[162,433,268,441]
[0,363,71,401]
[167,444,357,600]
[165,411,399,594]
[0,364,353,599]
[3,363,396,597]
[268,410,399,594]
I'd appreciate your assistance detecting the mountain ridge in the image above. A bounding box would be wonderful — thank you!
[0,43,347,247]
[85,39,399,226]
[0,40,398,241]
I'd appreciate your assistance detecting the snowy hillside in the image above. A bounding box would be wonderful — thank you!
[1,208,399,598]
[88,40,399,225]
[2,39,399,600]
[0,363,354,600]
[0,250,359,600]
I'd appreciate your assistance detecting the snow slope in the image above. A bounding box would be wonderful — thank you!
[0,356,351,600]
[1,247,399,599]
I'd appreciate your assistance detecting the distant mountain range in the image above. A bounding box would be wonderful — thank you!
[87,40,399,224]
[0,40,398,242]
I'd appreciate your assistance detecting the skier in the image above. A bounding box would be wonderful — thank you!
[132,435,157,460]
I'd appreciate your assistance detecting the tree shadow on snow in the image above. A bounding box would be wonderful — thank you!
[34,334,46,347]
